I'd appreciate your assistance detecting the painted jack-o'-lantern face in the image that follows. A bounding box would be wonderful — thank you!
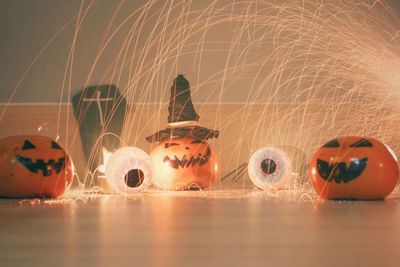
[310,136,399,200]
[150,137,219,190]
[0,135,73,198]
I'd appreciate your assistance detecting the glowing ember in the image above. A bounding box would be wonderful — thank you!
[98,147,113,176]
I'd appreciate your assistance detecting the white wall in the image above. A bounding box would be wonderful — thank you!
[1,0,399,104]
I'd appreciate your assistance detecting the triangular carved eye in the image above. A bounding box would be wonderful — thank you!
[22,140,36,150]
[164,143,179,149]
[51,141,62,150]
[191,139,206,144]
[323,139,340,148]
[350,139,373,148]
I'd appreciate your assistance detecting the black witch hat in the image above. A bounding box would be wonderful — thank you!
[146,74,219,143]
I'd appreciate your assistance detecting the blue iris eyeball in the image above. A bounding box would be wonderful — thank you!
[248,147,292,190]
[105,147,152,194]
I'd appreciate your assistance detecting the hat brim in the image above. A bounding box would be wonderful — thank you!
[146,126,219,143]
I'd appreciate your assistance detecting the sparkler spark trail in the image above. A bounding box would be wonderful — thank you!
[1,0,400,199]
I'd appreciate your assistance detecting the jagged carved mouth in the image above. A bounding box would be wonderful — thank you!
[317,157,368,183]
[163,147,211,169]
[16,155,66,177]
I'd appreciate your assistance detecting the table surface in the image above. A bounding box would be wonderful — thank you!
[1,189,400,267]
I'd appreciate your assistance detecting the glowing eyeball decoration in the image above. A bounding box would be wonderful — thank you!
[150,137,219,190]
[105,147,152,194]
[0,135,73,198]
[310,136,399,200]
[248,147,292,190]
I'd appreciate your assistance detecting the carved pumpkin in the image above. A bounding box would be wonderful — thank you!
[150,137,219,190]
[310,136,399,200]
[0,135,73,198]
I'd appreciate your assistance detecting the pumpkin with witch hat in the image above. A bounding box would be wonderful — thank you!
[147,75,219,190]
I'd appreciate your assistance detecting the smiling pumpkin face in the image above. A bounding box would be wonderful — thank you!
[0,135,73,198]
[150,137,219,190]
[309,136,399,200]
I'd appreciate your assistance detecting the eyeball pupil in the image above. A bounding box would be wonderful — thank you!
[124,169,144,188]
[261,159,277,174]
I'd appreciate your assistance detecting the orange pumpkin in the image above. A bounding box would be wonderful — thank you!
[150,137,219,190]
[0,135,73,198]
[310,136,399,200]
